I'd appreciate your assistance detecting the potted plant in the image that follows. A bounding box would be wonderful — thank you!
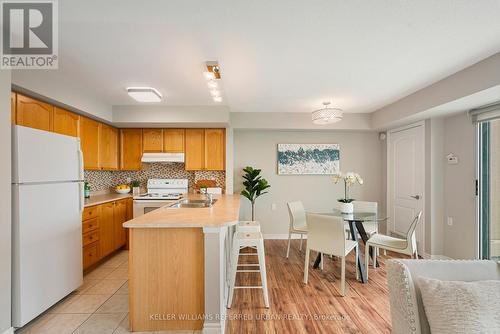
[130,180,141,196]
[333,172,363,214]
[240,166,271,221]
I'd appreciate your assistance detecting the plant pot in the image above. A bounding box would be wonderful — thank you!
[338,202,354,214]
[133,187,140,196]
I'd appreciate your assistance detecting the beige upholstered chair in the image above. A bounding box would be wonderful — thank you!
[286,201,308,258]
[387,259,500,334]
[365,211,422,280]
[303,213,358,296]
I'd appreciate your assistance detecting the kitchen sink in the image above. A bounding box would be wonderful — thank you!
[169,198,217,208]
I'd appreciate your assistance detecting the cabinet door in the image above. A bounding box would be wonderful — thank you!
[163,129,185,153]
[100,202,115,257]
[53,107,80,137]
[120,129,142,170]
[142,129,163,152]
[113,200,127,250]
[11,92,16,124]
[80,117,100,170]
[185,129,205,170]
[99,124,118,170]
[204,129,225,170]
[16,94,53,131]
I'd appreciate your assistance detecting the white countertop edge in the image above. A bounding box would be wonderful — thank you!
[123,219,239,229]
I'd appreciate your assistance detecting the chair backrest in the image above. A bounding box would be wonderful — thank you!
[287,201,307,230]
[406,211,422,251]
[305,213,346,256]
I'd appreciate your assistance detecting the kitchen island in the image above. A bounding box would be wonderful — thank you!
[123,194,240,333]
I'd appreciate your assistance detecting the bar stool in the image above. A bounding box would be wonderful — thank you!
[236,220,261,233]
[227,231,270,308]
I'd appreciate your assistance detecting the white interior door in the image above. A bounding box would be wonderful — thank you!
[388,124,425,253]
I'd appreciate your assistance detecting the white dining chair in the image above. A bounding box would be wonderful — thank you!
[303,213,358,296]
[352,201,378,237]
[286,201,308,258]
[365,211,422,280]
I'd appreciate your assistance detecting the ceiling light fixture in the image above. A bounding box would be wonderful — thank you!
[204,61,223,103]
[127,87,162,102]
[312,101,343,124]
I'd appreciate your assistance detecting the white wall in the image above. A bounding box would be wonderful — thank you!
[12,71,113,121]
[0,70,12,332]
[443,112,477,259]
[234,129,385,236]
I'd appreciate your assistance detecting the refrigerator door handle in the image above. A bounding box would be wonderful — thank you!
[77,150,84,180]
[79,182,84,213]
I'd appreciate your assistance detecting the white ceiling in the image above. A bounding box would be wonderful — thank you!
[54,0,500,113]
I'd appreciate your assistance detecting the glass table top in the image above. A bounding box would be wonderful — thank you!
[311,209,377,222]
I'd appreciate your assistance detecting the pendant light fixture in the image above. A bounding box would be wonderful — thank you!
[312,101,343,124]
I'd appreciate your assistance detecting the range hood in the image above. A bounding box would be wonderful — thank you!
[141,153,185,163]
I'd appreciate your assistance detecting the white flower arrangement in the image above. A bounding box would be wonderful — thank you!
[333,172,364,203]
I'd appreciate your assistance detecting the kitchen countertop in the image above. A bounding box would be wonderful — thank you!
[123,194,240,228]
[84,192,132,207]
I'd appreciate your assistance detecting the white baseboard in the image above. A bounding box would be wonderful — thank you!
[203,321,224,334]
[263,234,307,240]
[1,327,14,334]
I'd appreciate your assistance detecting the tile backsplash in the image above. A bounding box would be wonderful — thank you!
[84,163,225,192]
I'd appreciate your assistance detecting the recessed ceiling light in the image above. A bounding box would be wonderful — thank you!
[213,96,222,102]
[126,87,162,102]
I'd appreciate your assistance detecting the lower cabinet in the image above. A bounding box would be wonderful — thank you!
[82,198,132,270]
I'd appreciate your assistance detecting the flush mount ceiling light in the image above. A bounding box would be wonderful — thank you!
[127,87,162,102]
[312,101,343,124]
[204,61,223,103]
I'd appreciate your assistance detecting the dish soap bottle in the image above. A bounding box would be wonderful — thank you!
[84,182,91,198]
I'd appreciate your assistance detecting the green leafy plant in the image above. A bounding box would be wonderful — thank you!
[240,166,271,221]
[130,180,140,188]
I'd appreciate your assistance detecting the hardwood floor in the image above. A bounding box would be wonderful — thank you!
[226,239,404,334]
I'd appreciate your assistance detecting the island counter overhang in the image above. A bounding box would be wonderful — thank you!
[123,194,240,333]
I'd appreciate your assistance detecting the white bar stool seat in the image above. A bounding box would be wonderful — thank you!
[236,220,261,233]
[227,231,270,308]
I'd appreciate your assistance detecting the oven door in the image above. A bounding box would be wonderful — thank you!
[133,200,174,218]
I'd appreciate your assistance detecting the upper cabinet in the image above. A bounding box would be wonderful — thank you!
[185,129,205,170]
[204,129,225,170]
[53,107,80,137]
[185,128,225,171]
[142,129,163,152]
[16,94,53,132]
[120,129,143,170]
[164,129,185,153]
[99,123,118,170]
[80,116,100,170]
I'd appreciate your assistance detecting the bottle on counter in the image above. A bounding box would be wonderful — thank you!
[84,182,91,198]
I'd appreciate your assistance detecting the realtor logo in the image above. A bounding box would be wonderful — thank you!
[1,0,58,69]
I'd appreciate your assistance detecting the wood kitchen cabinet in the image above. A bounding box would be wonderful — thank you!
[185,128,225,171]
[113,199,127,249]
[80,116,100,170]
[163,129,185,152]
[100,202,116,258]
[16,94,54,132]
[53,107,80,137]
[120,129,143,170]
[204,129,225,170]
[99,123,119,170]
[185,129,205,170]
[142,129,163,152]
[11,92,16,123]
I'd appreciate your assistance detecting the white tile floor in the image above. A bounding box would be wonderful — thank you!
[17,250,198,334]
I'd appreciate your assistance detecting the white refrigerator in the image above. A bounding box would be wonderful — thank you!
[12,125,84,327]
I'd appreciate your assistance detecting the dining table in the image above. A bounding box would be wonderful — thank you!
[311,209,378,284]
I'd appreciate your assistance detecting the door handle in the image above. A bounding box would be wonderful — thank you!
[410,195,420,200]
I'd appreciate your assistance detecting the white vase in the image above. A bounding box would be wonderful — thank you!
[338,202,354,214]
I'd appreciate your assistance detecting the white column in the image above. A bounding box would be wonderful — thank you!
[202,226,231,334]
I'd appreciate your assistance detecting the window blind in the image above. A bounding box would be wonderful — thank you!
[469,102,500,123]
